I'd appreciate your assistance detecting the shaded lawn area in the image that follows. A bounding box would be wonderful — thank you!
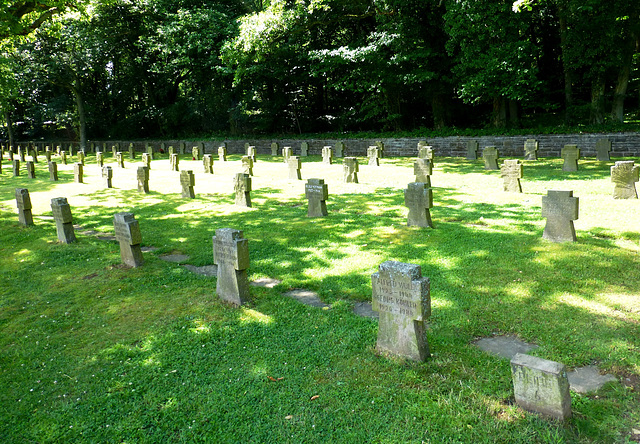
[0,154,639,443]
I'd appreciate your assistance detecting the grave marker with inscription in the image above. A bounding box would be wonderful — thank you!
[414,158,432,186]
[179,142,186,155]
[170,153,179,171]
[466,140,479,160]
[16,188,34,226]
[500,159,523,192]
[96,151,104,167]
[404,182,434,228]
[270,142,279,156]
[60,151,68,165]
[375,141,385,158]
[483,146,499,170]
[305,178,328,217]
[13,159,19,176]
[246,145,256,162]
[561,145,580,172]
[51,197,76,243]
[511,353,571,421]
[129,143,136,159]
[242,156,253,176]
[146,144,155,160]
[234,173,251,207]
[203,154,214,174]
[417,143,433,161]
[137,166,149,193]
[322,146,333,164]
[113,212,143,267]
[77,151,85,165]
[595,139,611,161]
[335,141,345,158]
[141,152,151,169]
[611,160,639,199]
[282,146,292,163]
[218,146,227,162]
[300,142,309,157]
[343,157,359,183]
[26,161,35,178]
[168,146,175,156]
[180,170,195,198]
[102,166,113,188]
[74,163,83,183]
[213,228,250,306]
[372,261,431,361]
[542,190,579,242]
[48,162,58,181]
[116,152,124,168]
[524,139,538,160]
[44,149,52,163]
[367,146,380,166]
[288,156,302,180]
[192,146,200,161]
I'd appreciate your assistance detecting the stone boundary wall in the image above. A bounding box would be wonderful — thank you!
[19,132,640,158]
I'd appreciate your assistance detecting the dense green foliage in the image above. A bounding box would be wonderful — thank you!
[1,0,639,141]
[1,153,639,442]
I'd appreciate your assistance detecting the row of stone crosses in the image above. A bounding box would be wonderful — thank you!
[12,188,576,422]
[9,139,624,423]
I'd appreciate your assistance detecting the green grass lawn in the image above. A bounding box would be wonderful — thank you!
[1,153,639,443]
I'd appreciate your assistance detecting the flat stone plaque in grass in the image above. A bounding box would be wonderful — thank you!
[372,261,430,361]
[474,335,538,360]
[284,289,329,309]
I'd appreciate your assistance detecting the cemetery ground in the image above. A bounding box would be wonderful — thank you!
[1,153,639,443]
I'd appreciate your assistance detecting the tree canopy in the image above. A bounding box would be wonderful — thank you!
[1,0,639,142]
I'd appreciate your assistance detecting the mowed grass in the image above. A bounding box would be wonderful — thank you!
[0,152,639,443]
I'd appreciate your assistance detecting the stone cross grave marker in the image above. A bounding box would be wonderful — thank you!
[367,146,380,166]
[170,153,179,171]
[595,139,611,161]
[191,146,200,161]
[343,157,359,183]
[60,151,68,165]
[77,151,85,165]
[48,162,58,181]
[375,141,385,158]
[179,142,186,155]
[74,163,83,183]
[137,166,149,193]
[113,212,143,267]
[19,146,26,162]
[168,146,175,156]
[246,145,256,162]
[242,156,253,176]
[483,146,499,170]
[116,152,124,168]
[611,160,639,199]
[180,170,195,198]
[102,166,113,188]
[111,144,118,158]
[213,228,250,306]
[68,144,75,156]
[541,190,579,242]
[282,146,292,163]
[30,147,38,163]
[218,146,227,162]
[466,140,479,160]
[372,261,431,361]
[141,152,151,169]
[96,151,104,167]
[524,139,538,160]
[146,143,155,160]
[417,143,433,161]
[322,146,333,164]
[13,159,19,176]
[561,145,580,172]
[51,197,76,243]
[305,178,328,217]
[300,142,309,157]
[500,159,523,192]
[129,143,136,160]
[26,161,35,178]
[16,188,34,226]
[335,141,345,158]
[234,173,251,207]
[288,156,301,180]
[511,353,571,421]
[414,158,432,187]
[270,142,279,156]
[404,182,434,228]
[203,154,213,174]
[44,149,52,163]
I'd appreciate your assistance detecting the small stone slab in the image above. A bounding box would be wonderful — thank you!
[284,289,330,309]
[183,264,218,276]
[140,246,158,252]
[159,254,190,263]
[567,365,617,394]
[474,335,538,360]
[353,302,379,319]
[250,278,281,288]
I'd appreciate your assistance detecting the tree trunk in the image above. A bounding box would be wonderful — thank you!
[492,97,507,128]
[431,93,447,130]
[70,84,87,150]
[558,7,573,124]
[610,34,637,123]
[508,99,519,127]
[590,76,605,124]
[4,108,14,147]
